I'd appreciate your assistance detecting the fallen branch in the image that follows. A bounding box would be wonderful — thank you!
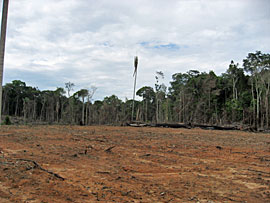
[96,171,110,174]
[105,146,115,152]
[16,158,65,181]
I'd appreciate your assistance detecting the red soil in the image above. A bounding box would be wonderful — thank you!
[0,125,269,202]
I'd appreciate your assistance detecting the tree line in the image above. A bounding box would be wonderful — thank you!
[2,51,270,130]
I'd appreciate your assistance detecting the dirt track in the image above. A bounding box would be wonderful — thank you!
[0,125,270,202]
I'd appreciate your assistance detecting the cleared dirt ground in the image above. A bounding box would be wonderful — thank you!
[0,125,270,203]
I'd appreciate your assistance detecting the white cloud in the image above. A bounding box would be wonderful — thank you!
[1,0,270,100]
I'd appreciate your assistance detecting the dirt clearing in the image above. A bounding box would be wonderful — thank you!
[0,126,270,202]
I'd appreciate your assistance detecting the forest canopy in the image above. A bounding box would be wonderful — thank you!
[2,51,270,130]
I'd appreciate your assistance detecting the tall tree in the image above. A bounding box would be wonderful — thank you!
[75,89,88,125]
[136,86,155,122]
[243,51,269,129]
[227,61,240,100]
[261,69,270,128]
[155,71,166,123]
[85,86,97,125]
[132,56,139,121]
[54,87,66,123]
[225,62,246,122]
[65,82,74,97]
[169,72,189,122]
[65,82,75,123]
[0,0,9,124]
[260,54,270,128]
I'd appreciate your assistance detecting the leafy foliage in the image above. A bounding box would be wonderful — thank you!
[1,51,270,129]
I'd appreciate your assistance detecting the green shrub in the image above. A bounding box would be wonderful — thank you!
[3,116,11,125]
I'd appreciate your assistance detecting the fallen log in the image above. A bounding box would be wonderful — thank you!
[154,123,190,128]
[193,124,239,131]
[128,123,149,127]
[127,122,241,131]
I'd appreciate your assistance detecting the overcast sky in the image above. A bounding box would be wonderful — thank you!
[2,0,270,100]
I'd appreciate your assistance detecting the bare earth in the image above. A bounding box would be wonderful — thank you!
[0,125,269,203]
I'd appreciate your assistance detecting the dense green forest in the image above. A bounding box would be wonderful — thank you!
[2,51,270,130]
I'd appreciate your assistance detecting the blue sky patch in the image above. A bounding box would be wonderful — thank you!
[153,43,180,50]
[140,41,180,51]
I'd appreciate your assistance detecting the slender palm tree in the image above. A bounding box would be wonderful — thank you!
[77,89,88,125]
[0,0,9,124]
[132,56,138,121]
